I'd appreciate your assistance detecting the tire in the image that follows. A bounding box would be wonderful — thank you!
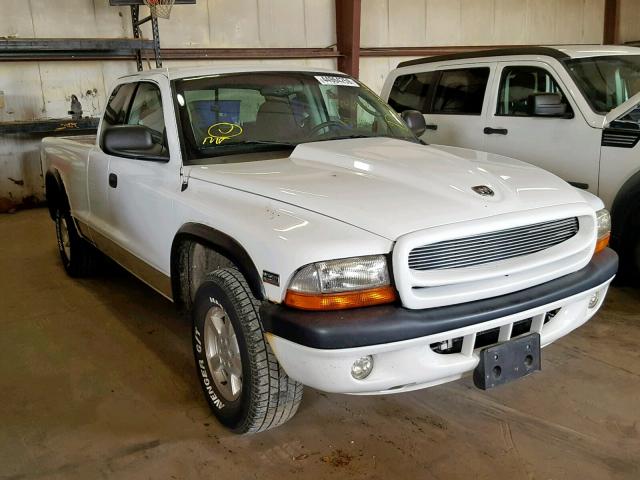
[54,207,98,277]
[613,216,640,286]
[192,268,303,434]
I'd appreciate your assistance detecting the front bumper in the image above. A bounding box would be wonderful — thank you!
[261,249,617,394]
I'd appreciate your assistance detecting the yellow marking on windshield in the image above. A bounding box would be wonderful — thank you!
[203,122,243,145]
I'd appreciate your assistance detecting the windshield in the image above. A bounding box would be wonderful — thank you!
[174,72,418,164]
[564,55,640,117]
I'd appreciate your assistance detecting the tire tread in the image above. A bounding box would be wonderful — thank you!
[205,268,302,433]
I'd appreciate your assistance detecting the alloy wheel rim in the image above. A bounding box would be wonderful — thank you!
[203,304,243,402]
[60,216,71,259]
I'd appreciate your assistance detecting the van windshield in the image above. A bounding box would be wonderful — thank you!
[564,55,640,117]
[174,72,418,164]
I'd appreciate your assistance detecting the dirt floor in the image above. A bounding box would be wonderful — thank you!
[1,208,639,480]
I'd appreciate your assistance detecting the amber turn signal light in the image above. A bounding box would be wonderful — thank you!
[594,233,610,254]
[284,285,398,311]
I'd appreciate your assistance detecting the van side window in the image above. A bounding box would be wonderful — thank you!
[388,72,436,113]
[432,68,490,115]
[497,66,572,117]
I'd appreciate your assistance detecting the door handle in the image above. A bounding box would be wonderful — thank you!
[425,123,438,131]
[109,173,117,188]
[483,127,508,135]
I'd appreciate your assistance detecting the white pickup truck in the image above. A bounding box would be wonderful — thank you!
[42,65,617,434]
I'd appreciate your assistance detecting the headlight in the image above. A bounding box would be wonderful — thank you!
[284,255,397,310]
[595,208,611,254]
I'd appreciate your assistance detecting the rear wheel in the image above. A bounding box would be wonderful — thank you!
[54,207,98,277]
[192,268,303,433]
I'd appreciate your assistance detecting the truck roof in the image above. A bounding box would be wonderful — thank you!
[397,45,640,69]
[118,64,342,81]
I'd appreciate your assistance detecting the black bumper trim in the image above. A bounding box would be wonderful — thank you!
[260,248,618,350]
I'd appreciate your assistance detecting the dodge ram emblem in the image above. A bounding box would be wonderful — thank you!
[472,185,494,197]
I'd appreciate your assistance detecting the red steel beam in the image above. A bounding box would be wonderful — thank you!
[603,0,620,44]
[335,0,361,78]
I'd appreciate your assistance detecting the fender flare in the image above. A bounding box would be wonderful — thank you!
[44,168,67,219]
[170,223,265,304]
[610,169,640,248]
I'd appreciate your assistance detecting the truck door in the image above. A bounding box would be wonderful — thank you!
[483,62,600,194]
[102,80,180,298]
[87,83,136,235]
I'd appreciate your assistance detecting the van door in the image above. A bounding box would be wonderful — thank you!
[484,62,600,194]
[386,63,494,150]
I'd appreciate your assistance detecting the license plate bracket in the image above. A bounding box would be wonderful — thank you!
[473,333,541,390]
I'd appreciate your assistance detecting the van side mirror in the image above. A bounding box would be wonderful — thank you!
[103,125,168,161]
[530,93,568,117]
[401,110,427,137]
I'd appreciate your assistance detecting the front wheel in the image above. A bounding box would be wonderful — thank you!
[192,268,303,433]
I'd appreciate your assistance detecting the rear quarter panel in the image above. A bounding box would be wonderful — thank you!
[41,135,96,222]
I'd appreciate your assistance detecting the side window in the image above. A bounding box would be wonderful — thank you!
[432,68,490,115]
[497,66,572,117]
[102,83,136,129]
[127,82,165,136]
[387,72,436,113]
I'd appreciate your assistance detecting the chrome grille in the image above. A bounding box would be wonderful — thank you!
[408,217,579,271]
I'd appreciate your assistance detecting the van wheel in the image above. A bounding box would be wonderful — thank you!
[54,208,98,277]
[192,268,303,434]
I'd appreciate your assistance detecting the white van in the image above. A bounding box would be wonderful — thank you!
[382,46,640,279]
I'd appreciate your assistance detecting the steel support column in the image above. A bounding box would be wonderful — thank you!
[335,0,361,78]
[604,0,620,44]
[131,5,144,71]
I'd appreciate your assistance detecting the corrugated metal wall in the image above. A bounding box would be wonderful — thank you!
[0,0,628,208]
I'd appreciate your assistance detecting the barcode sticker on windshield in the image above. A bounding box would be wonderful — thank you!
[315,75,359,87]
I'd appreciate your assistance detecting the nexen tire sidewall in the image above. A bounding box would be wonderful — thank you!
[192,280,249,429]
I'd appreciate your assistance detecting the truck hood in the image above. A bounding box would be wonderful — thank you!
[188,138,586,240]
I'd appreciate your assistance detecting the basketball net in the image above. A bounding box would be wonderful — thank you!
[143,0,175,19]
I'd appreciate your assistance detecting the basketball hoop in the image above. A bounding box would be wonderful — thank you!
[143,0,175,19]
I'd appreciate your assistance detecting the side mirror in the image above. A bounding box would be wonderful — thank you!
[530,93,568,117]
[103,125,168,161]
[401,110,427,137]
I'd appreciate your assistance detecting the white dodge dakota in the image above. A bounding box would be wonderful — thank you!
[42,66,617,434]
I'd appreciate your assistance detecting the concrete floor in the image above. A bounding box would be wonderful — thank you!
[1,208,639,480]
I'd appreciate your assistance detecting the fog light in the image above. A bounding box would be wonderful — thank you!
[351,355,374,380]
[588,291,600,309]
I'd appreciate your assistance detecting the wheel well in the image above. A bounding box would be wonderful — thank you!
[44,170,68,220]
[610,171,640,250]
[170,225,265,313]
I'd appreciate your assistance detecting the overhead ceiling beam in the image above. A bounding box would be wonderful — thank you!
[603,0,620,44]
[335,0,361,78]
